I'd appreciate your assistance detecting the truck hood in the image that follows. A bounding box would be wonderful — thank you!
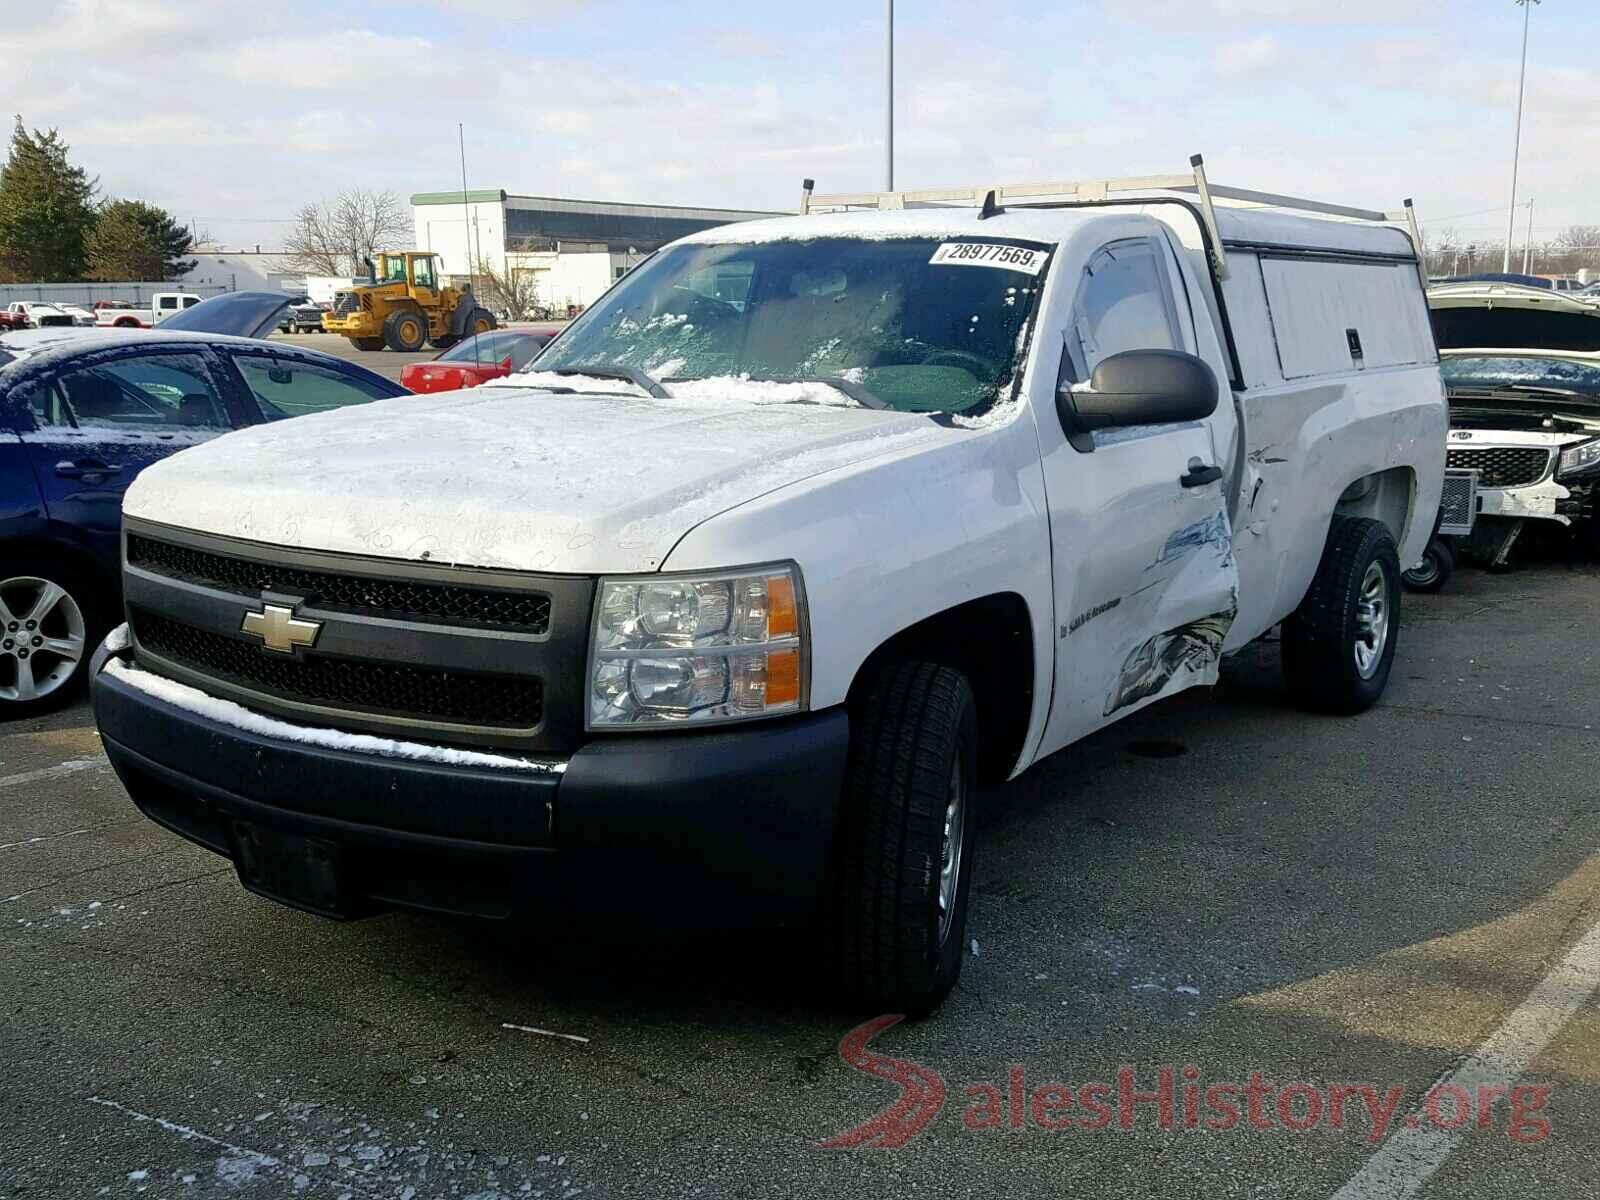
[123,387,953,573]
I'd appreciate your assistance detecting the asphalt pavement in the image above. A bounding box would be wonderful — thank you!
[3,560,1599,1199]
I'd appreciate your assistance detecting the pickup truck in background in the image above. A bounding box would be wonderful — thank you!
[94,293,204,329]
[6,301,76,328]
[92,158,1446,1012]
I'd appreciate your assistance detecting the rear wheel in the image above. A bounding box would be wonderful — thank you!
[1282,516,1400,714]
[1401,535,1454,593]
[384,308,428,352]
[349,336,385,351]
[0,563,105,719]
[827,661,978,1016]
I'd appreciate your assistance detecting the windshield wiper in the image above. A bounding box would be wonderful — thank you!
[743,375,890,411]
[548,365,669,399]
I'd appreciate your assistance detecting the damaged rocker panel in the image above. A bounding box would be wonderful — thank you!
[1104,610,1235,717]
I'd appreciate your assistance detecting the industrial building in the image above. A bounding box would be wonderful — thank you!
[411,190,784,313]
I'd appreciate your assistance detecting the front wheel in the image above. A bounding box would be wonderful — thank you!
[1282,516,1400,714]
[1401,535,1454,593]
[827,661,978,1016]
[0,566,103,719]
[349,336,385,351]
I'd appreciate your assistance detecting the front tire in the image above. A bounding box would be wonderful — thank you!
[0,563,106,719]
[1282,516,1400,714]
[383,308,428,352]
[1401,535,1454,593]
[349,336,385,351]
[827,661,978,1016]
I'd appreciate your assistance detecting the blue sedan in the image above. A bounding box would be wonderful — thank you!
[0,293,408,715]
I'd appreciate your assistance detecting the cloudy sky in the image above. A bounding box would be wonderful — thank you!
[2,0,1596,252]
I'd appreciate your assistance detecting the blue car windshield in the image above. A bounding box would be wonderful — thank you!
[1441,354,1600,403]
[535,236,1052,414]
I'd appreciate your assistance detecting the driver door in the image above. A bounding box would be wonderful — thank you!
[1035,236,1241,756]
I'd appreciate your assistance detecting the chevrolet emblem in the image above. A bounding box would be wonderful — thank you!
[241,603,321,654]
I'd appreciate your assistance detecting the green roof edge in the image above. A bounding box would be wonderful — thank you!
[410,189,507,206]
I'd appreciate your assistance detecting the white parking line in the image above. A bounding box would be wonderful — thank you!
[1331,914,1600,1199]
[0,757,108,791]
[0,828,90,850]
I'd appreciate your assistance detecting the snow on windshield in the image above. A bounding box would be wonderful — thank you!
[528,236,1050,417]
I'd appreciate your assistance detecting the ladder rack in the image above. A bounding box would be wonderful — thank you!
[799,155,1424,281]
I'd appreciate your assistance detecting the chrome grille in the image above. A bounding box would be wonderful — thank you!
[1446,447,1552,489]
[331,291,360,317]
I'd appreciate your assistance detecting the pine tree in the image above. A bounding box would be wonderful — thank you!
[0,117,98,281]
[88,199,196,281]
[85,201,163,281]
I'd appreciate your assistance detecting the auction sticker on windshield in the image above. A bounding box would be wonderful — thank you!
[929,242,1047,275]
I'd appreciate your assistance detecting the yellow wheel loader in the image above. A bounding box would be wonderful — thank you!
[321,252,496,352]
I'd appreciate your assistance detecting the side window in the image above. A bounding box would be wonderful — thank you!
[49,353,231,430]
[412,257,435,289]
[1064,239,1182,381]
[232,354,393,419]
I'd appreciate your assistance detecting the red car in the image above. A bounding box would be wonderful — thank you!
[400,327,557,394]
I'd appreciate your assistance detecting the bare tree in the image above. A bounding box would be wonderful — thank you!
[284,189,411,277]
[472,257,545,319]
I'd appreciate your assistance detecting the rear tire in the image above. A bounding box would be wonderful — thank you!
[827,661,978,1016]
[0,559,109,720]
[384,308,428,352]
[1401,535,1454,593]
[1282,516,1400,715]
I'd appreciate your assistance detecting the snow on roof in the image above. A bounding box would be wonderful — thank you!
[677,206,1101,246]
[677,201,1417,260]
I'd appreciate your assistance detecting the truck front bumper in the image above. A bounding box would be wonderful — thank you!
[91,648,849,928]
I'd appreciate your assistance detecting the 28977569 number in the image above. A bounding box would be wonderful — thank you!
[928,242,1047,276]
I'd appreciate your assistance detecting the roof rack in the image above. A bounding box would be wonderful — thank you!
[799,155,1423,281]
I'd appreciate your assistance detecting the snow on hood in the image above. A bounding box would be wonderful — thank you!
[486,371,861,408]
[123,387,951,574]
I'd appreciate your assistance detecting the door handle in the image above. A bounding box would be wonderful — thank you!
[1180,462,1223,489]
[55,458,124,480]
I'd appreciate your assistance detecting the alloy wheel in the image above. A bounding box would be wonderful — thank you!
[0,576,87,704]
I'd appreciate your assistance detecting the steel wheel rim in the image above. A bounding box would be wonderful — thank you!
[937,754,966,946]
[1353,561,1390,679]
[0,576,86,703]
[1404,555,1439,587]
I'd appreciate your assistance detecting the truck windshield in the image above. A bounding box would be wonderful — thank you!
[534,236,1052,414]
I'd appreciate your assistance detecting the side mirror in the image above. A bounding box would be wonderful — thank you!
[1057,350,1218,448]
[499,355,513,371]
[267,367,293,385]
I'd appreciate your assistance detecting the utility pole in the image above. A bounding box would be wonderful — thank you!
[1504,0,1539,273]
[885,0,895,191]
[1523,199,1535,274]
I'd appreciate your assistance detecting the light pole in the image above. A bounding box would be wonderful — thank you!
[885,0,895,191]
[1503,0,1539,273]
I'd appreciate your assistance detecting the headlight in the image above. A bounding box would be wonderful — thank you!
[1557,437,1600,479]
[588,564,807,728]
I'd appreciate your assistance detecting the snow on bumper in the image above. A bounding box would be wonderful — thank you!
[90,641,848,927]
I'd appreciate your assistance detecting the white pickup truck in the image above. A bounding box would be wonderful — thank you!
[92,159,1445,1012]
[94,292,203,328]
